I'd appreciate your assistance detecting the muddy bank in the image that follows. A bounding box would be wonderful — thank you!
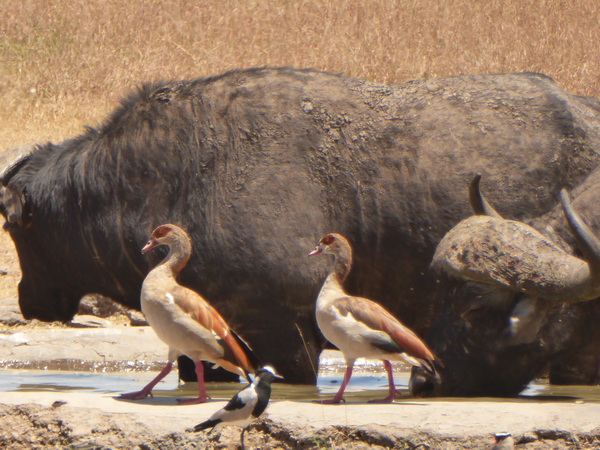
[0,403,600,449]
[2,401,600,449]
[1,391,600,449]
[0,401,480,449]
[0,401,434,449]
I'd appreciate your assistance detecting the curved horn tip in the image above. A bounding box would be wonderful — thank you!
[560,187,600,285]
[0,149,33,185]
[469,175,483,214]
[469,174,483,192]
[560,188,581,230]
[559,188,571,210]
[468,174,502,219]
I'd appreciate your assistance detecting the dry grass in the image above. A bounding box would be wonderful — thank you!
[1,0,599,150]
[0,1,597,311]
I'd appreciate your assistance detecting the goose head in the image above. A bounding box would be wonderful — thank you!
[142,224,191,254]
[308,233,350,257]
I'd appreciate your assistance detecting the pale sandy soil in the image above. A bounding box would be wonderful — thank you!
[1,391,599,449]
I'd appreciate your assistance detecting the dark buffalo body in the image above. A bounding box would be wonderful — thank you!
[2,67,600,385]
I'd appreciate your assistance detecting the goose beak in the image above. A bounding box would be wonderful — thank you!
[142,238,159,254]
[309,246,323,256]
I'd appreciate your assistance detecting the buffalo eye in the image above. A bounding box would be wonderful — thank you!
[455,281,515,321]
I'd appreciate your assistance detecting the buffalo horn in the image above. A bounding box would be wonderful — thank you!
[560,189,600,279]
[0,146,32,185]
[433,213,600,303]
[468,174,502,218]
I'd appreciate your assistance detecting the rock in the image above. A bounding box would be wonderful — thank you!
[0,300,26,326]
[69,315,112,328]
[77,295,148,326]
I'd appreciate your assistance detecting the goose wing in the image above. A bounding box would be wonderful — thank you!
[334,296,439,367]
[170,285,258,375]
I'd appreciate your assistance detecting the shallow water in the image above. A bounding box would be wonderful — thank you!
[0,368,398,401]
[1,367,599,404]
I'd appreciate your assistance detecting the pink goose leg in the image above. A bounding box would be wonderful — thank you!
[369,360,397,403]
[317,362,355,404]
[119,362,173,400]
[177,361,211,404]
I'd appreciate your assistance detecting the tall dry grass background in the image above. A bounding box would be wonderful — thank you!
[0,0,598,298]
[2,0,599,150]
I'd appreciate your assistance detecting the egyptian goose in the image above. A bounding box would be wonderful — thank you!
[193,366,282,448]
[309,233,441,403]
[119,224,258,404]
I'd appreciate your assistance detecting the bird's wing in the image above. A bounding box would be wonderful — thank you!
[193,418,221,432]
[170,285,230,336]
[194,385,257,432]
[206,383,259,426]
[224,384,254,411]
[334,296,438,364]
[170,285,257,374]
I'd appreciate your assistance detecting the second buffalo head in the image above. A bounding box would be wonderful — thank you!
[410,178,600,397]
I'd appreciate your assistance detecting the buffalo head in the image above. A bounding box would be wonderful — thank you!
[411,177,600,397]
[1,151,79,320]
[0,145,148,322]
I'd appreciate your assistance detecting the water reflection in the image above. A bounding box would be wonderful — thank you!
[1,367,599,403]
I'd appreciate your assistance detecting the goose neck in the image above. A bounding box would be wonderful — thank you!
[159,240,191,276]
[331,249,352,284]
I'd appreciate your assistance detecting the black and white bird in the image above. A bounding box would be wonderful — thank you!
[193,366,281,448]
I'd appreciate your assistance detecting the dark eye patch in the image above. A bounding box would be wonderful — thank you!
[321,234,335,245]
[153,225,172,239]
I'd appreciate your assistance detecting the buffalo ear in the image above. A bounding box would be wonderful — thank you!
[1,185,27,226]
[1,151,33,227]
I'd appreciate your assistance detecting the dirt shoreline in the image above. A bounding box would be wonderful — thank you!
[1,393,600,449]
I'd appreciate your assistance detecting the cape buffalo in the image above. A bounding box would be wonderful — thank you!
[410,175,600,397]
[2,67,600,385]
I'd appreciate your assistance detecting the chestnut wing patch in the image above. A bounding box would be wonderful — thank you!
[170,285,229,338]
[170,285,258,376]
[334,296,436,362]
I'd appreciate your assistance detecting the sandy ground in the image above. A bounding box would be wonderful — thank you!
[2,391,599,449]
